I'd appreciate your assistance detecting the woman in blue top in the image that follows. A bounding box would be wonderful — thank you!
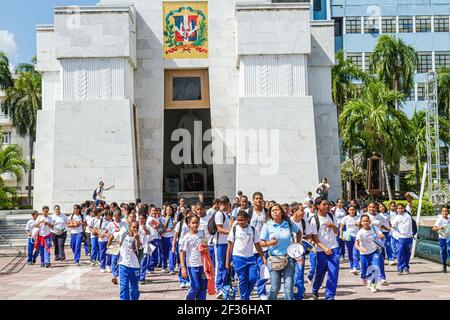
[161,205,176,274]
[260,204,301,300]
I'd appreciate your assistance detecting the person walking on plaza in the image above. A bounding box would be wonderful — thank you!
[93,181,114,206]
[83,207,94,257]
[379,203,395,265]
[180,215,208,300]
[117,220,142,300]
[340,205,360,274]
[316,177,330,200]
[260,204,301,300]
[25,210,40,265]
[226,210,266,300]
[391,203,414,275]
[51,205,68,262]
[68,204,84,265]
[35,206,54,268]
[432,206,450,273]
[309,199,340,300]
[108,209,127,284]
[96,210,112,273]
[161,204,176,274]
[334,199,347,261]
[355,214,385,293]
[89,208,102,265]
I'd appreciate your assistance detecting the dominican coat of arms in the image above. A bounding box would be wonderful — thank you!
[163,2,208,59]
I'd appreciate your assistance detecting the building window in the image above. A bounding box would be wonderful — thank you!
[347,53,363,71]
[434,16,450,32]
[399,17,413,33]
[364,53,372,72]
[346,17,361,34]
[2,132,11,145]
[164,69,210,109]
[364,16,380,34]
[418,52,433,73]
[381,17,396,33]
[417,83,426,101]
[313,0,321,10]
[404,88,415,101]
[334,17,343,37]
[435,52,450,70]
[415,16,431,32]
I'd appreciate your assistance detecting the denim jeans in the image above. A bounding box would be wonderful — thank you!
[268,256,295,300]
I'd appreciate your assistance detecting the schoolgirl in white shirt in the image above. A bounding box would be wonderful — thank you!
[226,210,266,300]
[355,214,385,293]
[378,203,395,265]
[432,206,450,273]
[340,205,361,274]
[67,204,84,265]
[89,208,102,265]
[107,210,127,284]
[388,201,399,261]
[25,210,39,265]
[180,215,208,300]
[34,206,54,268]
[146,207,162,273]
[94,210,112,272]
[138,213,151,284]
[391,203,414,274]
[116,220,143,300]
[334,199,347,261]
[83,208,94,257]
[173,211,192,288]
[366,203,388,283]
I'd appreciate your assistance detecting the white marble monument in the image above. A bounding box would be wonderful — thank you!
[35,0,342,211]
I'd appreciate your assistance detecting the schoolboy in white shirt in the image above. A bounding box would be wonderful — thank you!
[432,206,450,273]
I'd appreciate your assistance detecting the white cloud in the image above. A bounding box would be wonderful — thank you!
[0,30,18,58]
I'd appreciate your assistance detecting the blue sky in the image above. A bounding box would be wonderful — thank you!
[0,0,98,66]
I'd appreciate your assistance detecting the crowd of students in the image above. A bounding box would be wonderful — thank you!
[24,188,449,301]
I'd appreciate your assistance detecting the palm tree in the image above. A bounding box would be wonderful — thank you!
[0,51,13,90]
[332,50,367,116]
[339,80,410,200]
[0,144,29,209]
[406,110,427,192]
[370,35,418,98]
[4,61,41,205]
[437,67,450,117]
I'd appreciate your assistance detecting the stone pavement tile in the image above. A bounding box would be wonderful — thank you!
[0,248,448,300]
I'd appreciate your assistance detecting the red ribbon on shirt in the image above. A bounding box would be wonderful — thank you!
[34,233,52,253]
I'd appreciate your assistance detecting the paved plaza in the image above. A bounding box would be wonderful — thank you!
[0,249,448,300]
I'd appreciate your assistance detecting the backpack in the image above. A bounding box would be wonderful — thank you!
[247,206,267,221]
[207,210,226,237]
[310,212,334,233]
[406,211,418,236]
[300,218,306,234]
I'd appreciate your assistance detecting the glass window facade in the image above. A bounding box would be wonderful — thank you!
[347,53,363,70]
[418,52,433,73]
[434,16,450,32]
[364,53,372,71]
[346,17,361,34]
[364,17,379,33]
[435,52,450,69]
[381,17,396,33]
[417,83,426,101]
[399,17,413,33]
[416,16,431,32]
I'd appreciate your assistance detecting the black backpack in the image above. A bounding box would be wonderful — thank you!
[406,211,418,236]
[247,206,267,221]
[207,210,226,237]
[309,212,334,233]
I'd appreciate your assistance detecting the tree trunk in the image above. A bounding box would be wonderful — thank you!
[28,136,33,206]
[415,159,420,193]
[382,158,393,201]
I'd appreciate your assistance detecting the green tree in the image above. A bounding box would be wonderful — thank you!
[437,67,450,117]
[0,144,29,209]
[332,50,367,116]
[406,110,427,192]
[4,61,41,205]
[0,51,13,90]
[339,80,410,200]
[370,35,418,97]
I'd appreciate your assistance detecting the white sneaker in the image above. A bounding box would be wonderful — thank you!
[380,279,388,285]
[388,261,395,266]
[180,283,186,289]
[370,283,378,293]
[106,266,111,273]
[100,269,106,273]
[259,295,268,300]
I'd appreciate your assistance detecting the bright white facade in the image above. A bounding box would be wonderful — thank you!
[35,0,342,212]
